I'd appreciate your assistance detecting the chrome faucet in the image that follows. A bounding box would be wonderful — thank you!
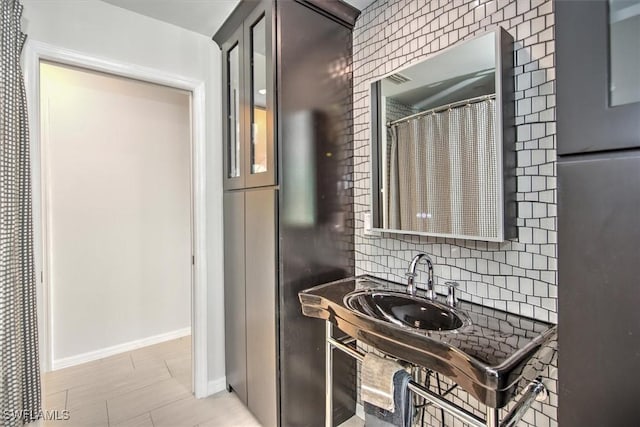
[405,253,435,299]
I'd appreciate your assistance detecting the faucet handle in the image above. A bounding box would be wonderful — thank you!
[444,281,459,307]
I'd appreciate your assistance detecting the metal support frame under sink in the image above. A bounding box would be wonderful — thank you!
[324,322,548,427]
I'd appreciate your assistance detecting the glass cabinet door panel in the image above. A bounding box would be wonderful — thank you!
[228,43,241,179]
[609,0,640,106]
[250,16,268,175]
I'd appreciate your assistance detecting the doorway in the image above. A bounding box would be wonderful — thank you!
[39,59,193,375]
[25,40,209,399]
[38,60,193,382]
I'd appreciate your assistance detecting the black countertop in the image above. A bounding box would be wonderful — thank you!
[299,275,557,408]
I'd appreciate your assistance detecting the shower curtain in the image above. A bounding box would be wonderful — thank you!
[387,98,498,239]
[0,0,42,425]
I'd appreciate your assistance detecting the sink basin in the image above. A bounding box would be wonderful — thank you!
[344,290,467,331]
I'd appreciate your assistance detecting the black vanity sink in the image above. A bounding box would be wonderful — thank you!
[299,275,557,409]
[344,290,467,331]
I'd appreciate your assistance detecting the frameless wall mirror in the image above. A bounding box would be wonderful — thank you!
[370,28,515,242]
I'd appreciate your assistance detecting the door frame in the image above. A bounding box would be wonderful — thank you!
[23,40,209,398]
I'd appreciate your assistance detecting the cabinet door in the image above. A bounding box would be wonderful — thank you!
[244,1,276,188]
[223,191,247,402]
[556,0,640,154]
[245,188,277,427]
[222,27,246,190]
[558,154,640,426]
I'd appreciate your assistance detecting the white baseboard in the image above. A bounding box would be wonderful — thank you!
[356,403,364,420]
[207,376,227,396]
[52,327,191,370]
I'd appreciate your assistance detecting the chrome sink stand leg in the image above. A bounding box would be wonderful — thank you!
[486,408,499,427]
[326,321,333,427]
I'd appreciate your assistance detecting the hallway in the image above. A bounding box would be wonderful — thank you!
[42,337,260,427]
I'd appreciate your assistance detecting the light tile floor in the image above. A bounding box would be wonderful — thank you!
[42,336,365,427]
[42,336,260,427]
[339,416,364,427]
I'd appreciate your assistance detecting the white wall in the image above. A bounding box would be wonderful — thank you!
[22,0,225,387]
[41,62,192,361]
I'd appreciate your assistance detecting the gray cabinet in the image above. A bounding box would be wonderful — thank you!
[557,1,640,425]
[557,154,640,426]
[221,4,277,424]
[556,0,640,154]
[245,189,277,427]
[223,189,277,427]
[222,191,247,402]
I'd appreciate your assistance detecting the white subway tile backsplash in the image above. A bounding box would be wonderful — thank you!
[487,260,500,274]
[542,297,556,311]
[533,227,548,243]
[520,202,533,218]
[525,6,539,19]
[518,175,532,192]
[539,163,554,175]
[539,26,553,42]
[531,16,547,34]
[518,21,531,39]
[532,96,547,113]
[518,149,532,167]
[500,260,515,274]
[533,254,548,270]
[539,107,555,121]
[520,303,534,318]
[352,0,557,424]
[520,252,533,269]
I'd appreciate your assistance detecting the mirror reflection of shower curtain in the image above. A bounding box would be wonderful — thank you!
[387,99,498,238]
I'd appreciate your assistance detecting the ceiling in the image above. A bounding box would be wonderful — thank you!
[101,0,377,37]
[101,0,240,37]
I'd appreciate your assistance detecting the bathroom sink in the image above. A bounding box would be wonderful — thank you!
[344,290,467,331]
[299,275,558,408]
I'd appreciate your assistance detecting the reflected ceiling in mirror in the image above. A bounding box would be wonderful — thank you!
[370,29,515,242]
[382,33,495,111]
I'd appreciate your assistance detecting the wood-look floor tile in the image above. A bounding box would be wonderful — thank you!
[66,364,171,410]
[44,400,108,427]
[45,353,134,395]
[338,415,364,427]
[196,392,261,427]
[111,412,154,427]
[43,390,67,412]
[107,377,191,424]
[165,354,192,391]
[69,400,108,427]
[130,337,189,372]
[151,390,254,427]
[150,395,215,427]
[41,337,261,427]
[132,337,190,360]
